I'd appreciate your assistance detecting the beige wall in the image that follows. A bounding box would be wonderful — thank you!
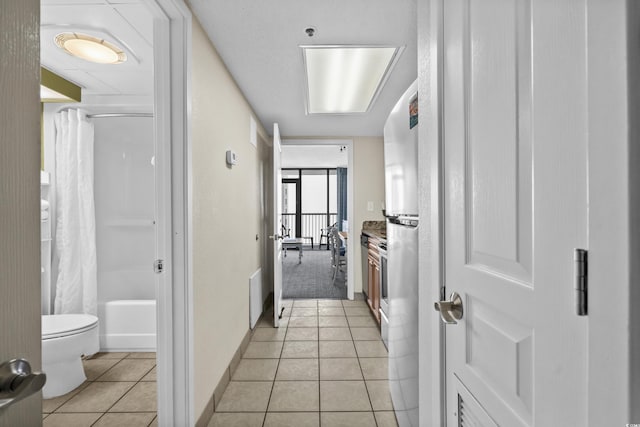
[352,137,386,292]
[191,16,270,418]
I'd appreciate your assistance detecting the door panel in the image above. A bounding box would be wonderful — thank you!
[443,0,588,425]
[272,124,283,327]
[0,0,42,425]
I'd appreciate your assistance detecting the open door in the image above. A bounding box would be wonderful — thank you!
[439,1,588,426]
[272,123,284,327]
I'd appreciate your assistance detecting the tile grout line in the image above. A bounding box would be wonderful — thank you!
[260,306,290,427]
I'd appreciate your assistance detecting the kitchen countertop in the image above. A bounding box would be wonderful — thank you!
[361,220,386,241]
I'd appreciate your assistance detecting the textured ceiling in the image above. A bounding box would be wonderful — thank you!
[188,0,417,137]
[40,0,153,98]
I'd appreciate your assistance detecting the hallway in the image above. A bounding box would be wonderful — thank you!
[209,298,397,427]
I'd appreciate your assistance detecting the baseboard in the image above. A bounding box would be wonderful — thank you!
[195,328,252,427]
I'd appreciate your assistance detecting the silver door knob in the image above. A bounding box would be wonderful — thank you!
[268,234,283,240]
[434,292,463,324]
[0,359,46,412]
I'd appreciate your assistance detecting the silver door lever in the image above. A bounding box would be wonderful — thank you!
[434,292,464,324]
[0,359,46,412]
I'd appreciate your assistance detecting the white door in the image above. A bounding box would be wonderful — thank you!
[441,1,588,426]
[272,123,284,327]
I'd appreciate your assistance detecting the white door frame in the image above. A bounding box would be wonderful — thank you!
[416,0,640,425]
[281,139,355,300]
[141,0,192,425]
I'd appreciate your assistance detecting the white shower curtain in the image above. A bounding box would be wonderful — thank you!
[54,109,97,315]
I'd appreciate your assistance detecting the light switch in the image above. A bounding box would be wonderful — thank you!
[367,201,374,211]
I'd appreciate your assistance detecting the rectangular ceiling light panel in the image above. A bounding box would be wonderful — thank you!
[302,46,400,114]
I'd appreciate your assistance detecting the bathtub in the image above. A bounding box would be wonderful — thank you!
[99,300,156,351]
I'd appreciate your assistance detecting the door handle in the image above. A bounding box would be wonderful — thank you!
[269,234,283,240]
[0,359,46,412]
[434,292,464,324]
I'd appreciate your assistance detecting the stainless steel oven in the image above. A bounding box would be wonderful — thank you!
[378,241,389,348]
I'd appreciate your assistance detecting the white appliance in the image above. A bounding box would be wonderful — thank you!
[384,79,419,427]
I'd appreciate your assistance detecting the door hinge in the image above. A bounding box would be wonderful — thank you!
[154,259,164,274]
[574,249,587,316]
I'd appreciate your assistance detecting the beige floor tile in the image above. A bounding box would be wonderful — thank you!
[57,382,135,413]
[96,359,156,382]
[320,381,372,412]
[276,358,319,381]
[126,352,157,359]
[319,327,352,341]
[43,382,89,413]
[319,316,348,328]
[359,358,388,380]
[90,352,129,360]
[354,341,388,358]
[374,411,399,427]
[289,316,318,327]
[232,359,279,381]
[350,327,382,341]
[252,327,287,341]
[215,381,273,412]
[285,327,319,341]
[345,307,372,316]
[141,366,157,382]
[256,315,276,328]
[319,358,363,380]
[293,300,318,308]
[208,412,265,427]
[82,359,119,381]
[318,307,345,316]
[43,413,102,427]
[319,341,357,358]
[243,341,284,358]
[347,316,378,327]
[92,412,156,427]
[281,341,319,358]
[268,381,319,412]
[290,307,318,317]
[366,380,393,410]
[321,412,377,427]
[264,412,319,427]
[341,300,369,308]
[109,382,157,412]
[317,300,343,307]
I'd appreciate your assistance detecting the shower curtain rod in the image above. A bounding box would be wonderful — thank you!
[87,113,154,119]
[56,109,154,119]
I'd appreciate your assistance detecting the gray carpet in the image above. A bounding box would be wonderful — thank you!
[282,248,347,299]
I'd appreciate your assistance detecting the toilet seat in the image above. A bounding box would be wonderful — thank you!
[42,314,98,340]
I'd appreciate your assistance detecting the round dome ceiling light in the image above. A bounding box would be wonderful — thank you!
[54,32,127,64]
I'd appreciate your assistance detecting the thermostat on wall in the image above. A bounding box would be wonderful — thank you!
[226,150,238,166]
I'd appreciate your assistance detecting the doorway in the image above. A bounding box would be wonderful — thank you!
[279,142,353,300]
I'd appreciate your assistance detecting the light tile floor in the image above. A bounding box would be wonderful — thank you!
[209,298,398,427]
[42,352,157,427]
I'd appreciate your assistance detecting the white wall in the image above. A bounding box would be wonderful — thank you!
[191,15,270,418]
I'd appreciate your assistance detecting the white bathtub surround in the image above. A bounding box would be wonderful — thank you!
[54,108,97,316]
[99,300,157,351]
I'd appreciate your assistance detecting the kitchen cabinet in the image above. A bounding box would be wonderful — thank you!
[367,240,381,324]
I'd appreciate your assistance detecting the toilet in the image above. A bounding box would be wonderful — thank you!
[42,314,99,399]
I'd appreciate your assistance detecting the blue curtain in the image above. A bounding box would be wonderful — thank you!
[337,167,348,231]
